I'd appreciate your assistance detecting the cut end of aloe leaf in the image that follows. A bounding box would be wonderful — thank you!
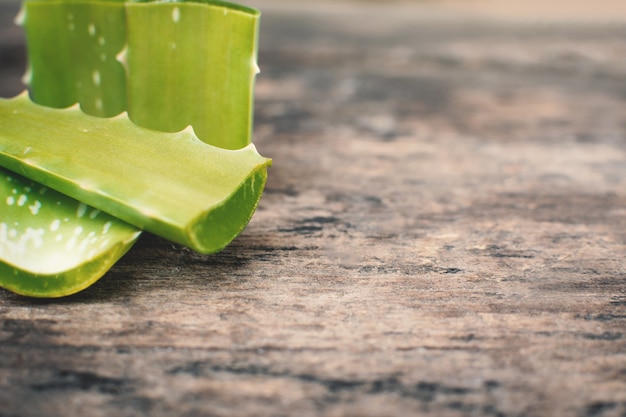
[0,167,141,298]
[189,161,268,254]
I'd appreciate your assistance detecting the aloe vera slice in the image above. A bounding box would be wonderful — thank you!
[0,166,140,297]
[0,93,271,254]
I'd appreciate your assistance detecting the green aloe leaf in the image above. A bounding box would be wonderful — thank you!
[125,1,260,150]
[0,0,265,297]
[19,0,127,117]
[0,93,271,254]
[0,166,140,297]
[21,0,260,149]
[1,0,135,297]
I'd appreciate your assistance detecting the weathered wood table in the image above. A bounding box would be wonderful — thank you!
[1,1,625,416]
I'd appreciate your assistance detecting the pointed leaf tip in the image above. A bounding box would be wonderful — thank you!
[13,6,25,27]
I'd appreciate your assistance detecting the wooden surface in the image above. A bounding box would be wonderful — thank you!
[1,1,626,416]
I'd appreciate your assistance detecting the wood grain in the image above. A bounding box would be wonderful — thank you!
[1,1,625,416]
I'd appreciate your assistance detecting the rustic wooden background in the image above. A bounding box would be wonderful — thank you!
[1,1,626,416]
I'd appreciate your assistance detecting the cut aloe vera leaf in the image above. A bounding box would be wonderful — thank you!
[22,0,260,150]
[6,0,264,296]
[0,166,140,298]
[125,0,260,149]
[2,0,137,297]
[5,0,265,297]
[20,0,127,117]
[0,93,272,254]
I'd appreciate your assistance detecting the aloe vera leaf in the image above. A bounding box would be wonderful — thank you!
[124,0,260,149]
[0,166,140,297]
[3,0,264,296]
[0,93,272,254]
[0,0,138,297]
[20,0,127,117]
[0,0,262,296]
[22,0,261,150]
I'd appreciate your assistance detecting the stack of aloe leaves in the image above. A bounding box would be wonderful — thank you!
[0,0,271,297]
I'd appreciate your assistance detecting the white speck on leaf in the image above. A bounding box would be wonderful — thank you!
[50,219,61,232]
[172,7,181,22]
[92,70,101,86]
[76,202,87,218]
[17,195,27,206]
[29,200,42,215]
[6,196,14,206]
[88,23,96,36]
